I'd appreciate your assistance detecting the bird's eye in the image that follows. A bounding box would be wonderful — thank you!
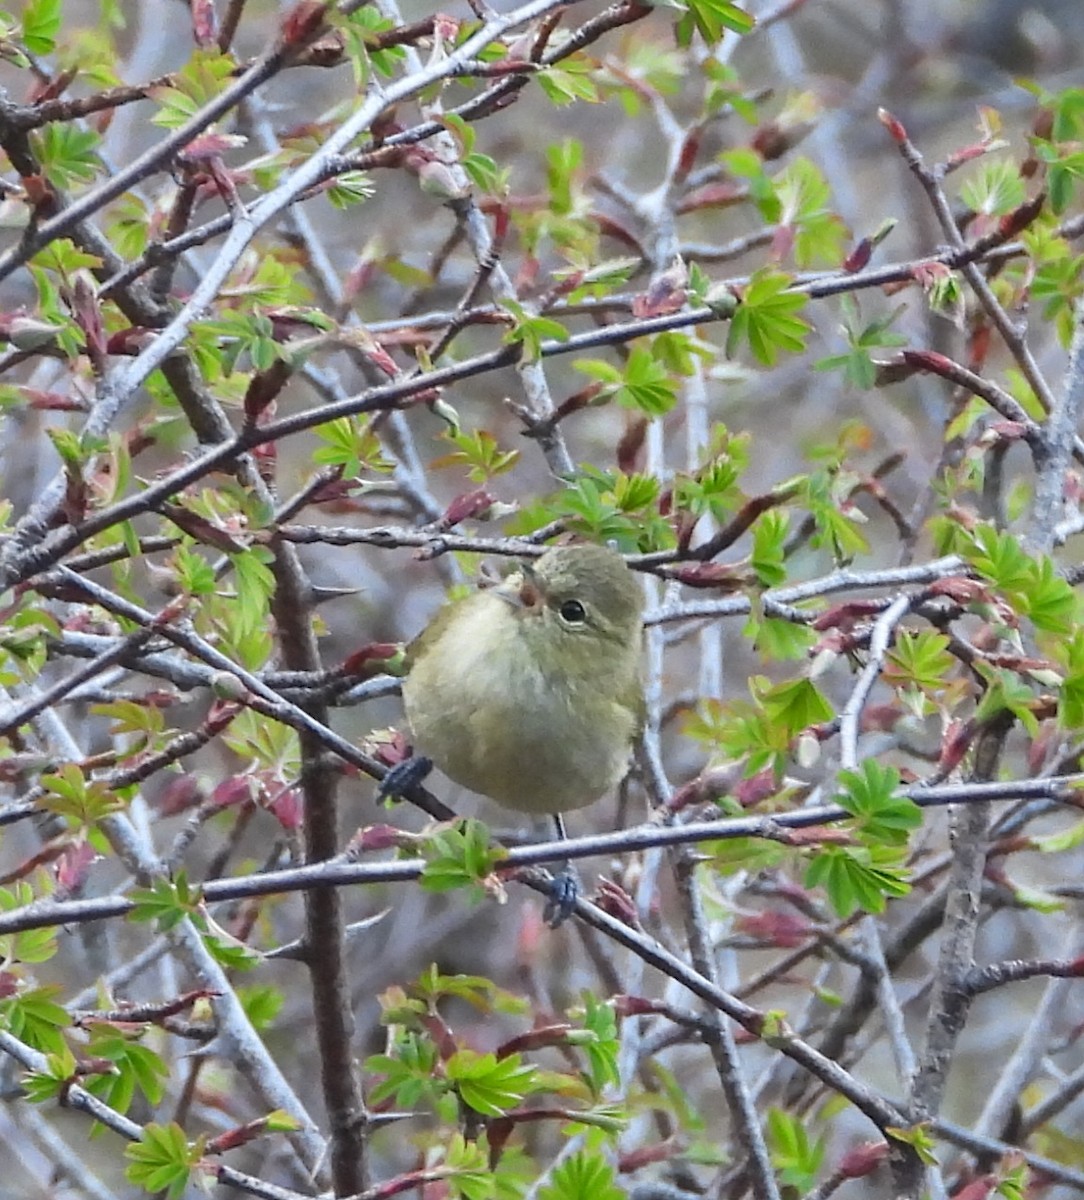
[559,599,587,624]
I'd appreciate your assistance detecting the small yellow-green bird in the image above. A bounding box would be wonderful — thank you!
[390,543,644,924]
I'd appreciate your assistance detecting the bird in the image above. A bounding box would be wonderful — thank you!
[384,542,644,924]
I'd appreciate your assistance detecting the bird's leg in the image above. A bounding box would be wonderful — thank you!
[542,812,580,928]
[378,755,433,801]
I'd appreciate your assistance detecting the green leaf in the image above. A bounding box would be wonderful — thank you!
[775,158,847,267]
[171,543,217,596]
[1007,881,1063,913]
[959,159,1026,217]
[744,615,816,661]
[103,193,147,258]
[925,267,966,322]
[229,546,276,642]
[548,468,674,552]
[547,139,583,215]
[814,296,907,389]
[32,123,102,189]
[326,171,376,210]
[995,1157,1029,1200]
[446,1049,538,1117]
[885,1122,939,1165]
[84,1023,169,1110]
[672,433,752,522]
[619,345,678,415]
[1061,670,1084,730]
[238,984,285,1030]
[687,694,792,777]
[32,239,103,277]
[538,60,600,107]
[128,872,204,931]
[445,1132,496,1200]
[91,699,166,754]
[0,605,56,684]
[216,602,272,671]
[0,884,58,966]
[705,835,787,875]
[720,146,780,221]
[433,428,519,483]
[676,0,754,46]
[21,0,62,55]
[805,846,911,917]
[1,986,70,1055]
[835,761,920,846]
[538,1150,627,1200]
[196,311,282,376]
[726,269,811,366]
[1034,140,1084,215]
[613,472,662,511]
[335,6,406,80]
[653,328,714,375]
[313,415,392,479]
[366,1032,441,1107]
[420,820,505,900]
[803,469,870,561]
[411,963,528,1015]
[767,1106,825,1191]
[22,1045,78,1103]
[756,676,832,736]
[125,1122,205,1200]
[462,152,508,196]
[1024,554,1077,634]
[1031,248,1084,346]
[203,930,261,971]
[885,630,954,694]
[964,524,1033,600]
[558,257,639,302]
[1032,816,1084,855]
[39,762,126,829]
[750,510,788,586]
[579,993,620,1095]
[578,346,677,416]
[148,49,234,129]
[1056,631,1084,729]
[974,667,1042,737]
[501,301,569,361]
[221,708,299,773]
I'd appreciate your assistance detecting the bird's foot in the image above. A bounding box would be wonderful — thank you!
[543,862,580,928]
[379,755,433,800]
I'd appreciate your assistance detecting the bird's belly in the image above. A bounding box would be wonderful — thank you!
[406,633,631,814]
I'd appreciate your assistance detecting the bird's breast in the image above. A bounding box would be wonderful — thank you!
[402,595,634,813]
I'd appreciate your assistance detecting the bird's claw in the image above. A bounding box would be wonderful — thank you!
[543,863,580,928]
[379,755,433,800]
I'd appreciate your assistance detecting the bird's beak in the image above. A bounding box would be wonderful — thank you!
[494,562,544,612]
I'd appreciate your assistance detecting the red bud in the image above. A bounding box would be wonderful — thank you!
[843,237,873,273]
[280,0,329,45]
[613,994,663,1017]
[668,561,747,590]
[190,0,217,46]
[268,787,302,830]
[342,643,401,676]
[594,878,640,926]
[440,488,497,528]
[735,909,812,948]
[838,1140,889,1178]
[877,107,907,143]
[211,776,259,809]
[55,841,99,891]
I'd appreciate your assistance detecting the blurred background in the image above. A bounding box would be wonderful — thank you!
[3,0,1084,1194]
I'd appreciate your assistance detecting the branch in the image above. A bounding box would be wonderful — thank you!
[3,774,1083,936]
